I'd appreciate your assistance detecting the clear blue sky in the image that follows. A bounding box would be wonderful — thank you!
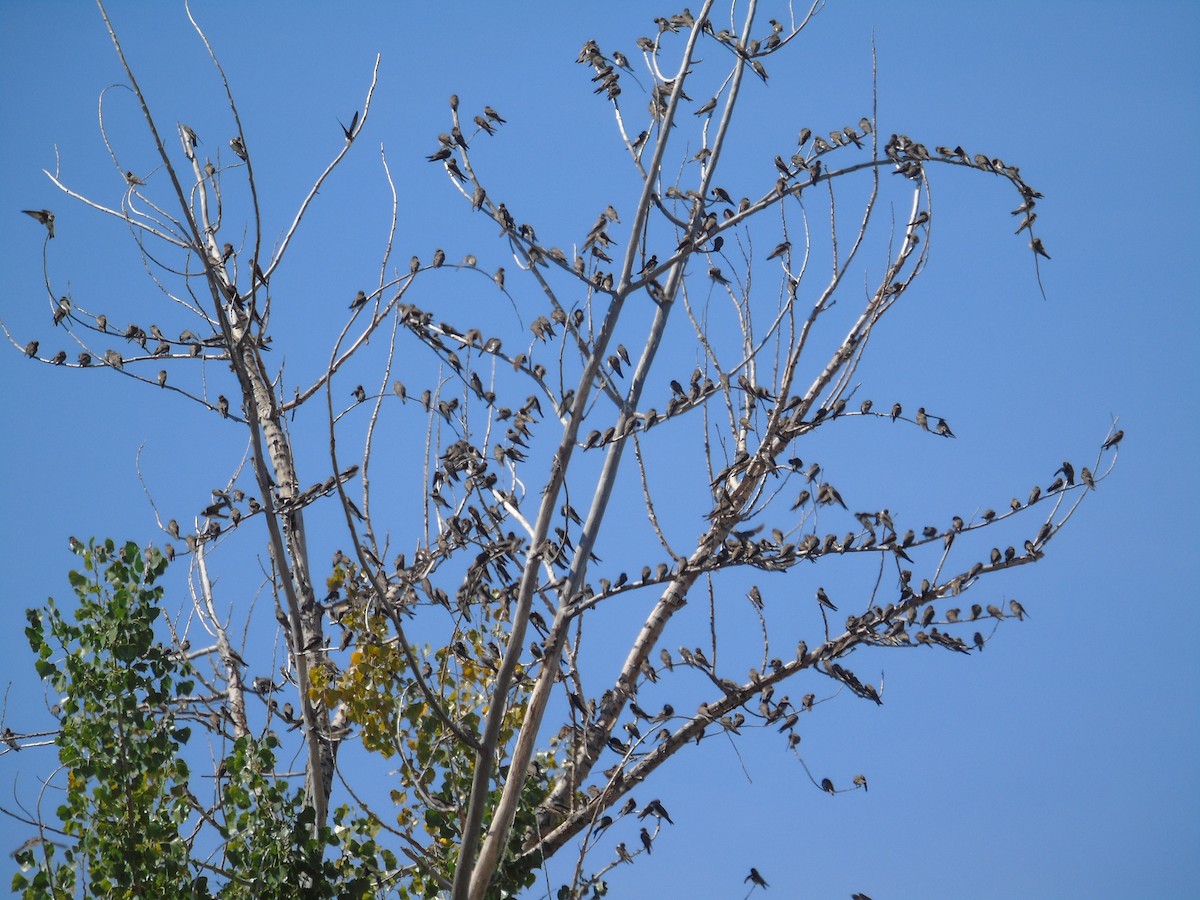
[1,2,1197,898]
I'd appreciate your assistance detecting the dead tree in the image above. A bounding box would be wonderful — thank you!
[3,2,1119,897]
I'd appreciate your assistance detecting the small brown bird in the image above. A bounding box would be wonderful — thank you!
[22,209,55,238]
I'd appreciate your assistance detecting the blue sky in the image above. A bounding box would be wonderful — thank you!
[1,2,1197,898]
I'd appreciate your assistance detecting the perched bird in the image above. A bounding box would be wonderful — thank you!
[766,240,790,260]
[1101,429,1124,450]
[22,209,55,238]
[229,136,248,160]
[1055,460,1076,486]
[349,290,368,310]
[745,868,769,888]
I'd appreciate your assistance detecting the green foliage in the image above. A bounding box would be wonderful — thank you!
[12,540,394,899]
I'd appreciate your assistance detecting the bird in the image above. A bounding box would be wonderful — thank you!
[745,868,769,888]
[22,209,55,238]
[816,587,837,611]
[229,136,248,160]
[349,290,368,310]
[766,240,790,260]
[1101,429,1124,450]
[339,110,359,142]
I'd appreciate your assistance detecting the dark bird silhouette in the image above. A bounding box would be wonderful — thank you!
[22,209,55,238]
[745,868,769,888]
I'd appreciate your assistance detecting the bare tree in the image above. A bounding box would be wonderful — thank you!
[3,2,1120,897]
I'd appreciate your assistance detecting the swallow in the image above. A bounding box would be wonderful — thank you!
[22,209,55,238]
[339,110,359,142]
[229,136,248,160]
[350,290,367,310]
[745,868,769,888]
[1030,237,1050,259]
[816,587,837,611]
[1055,460,1075,486]
[1101,429,1124,450]
[766,240,790,260]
